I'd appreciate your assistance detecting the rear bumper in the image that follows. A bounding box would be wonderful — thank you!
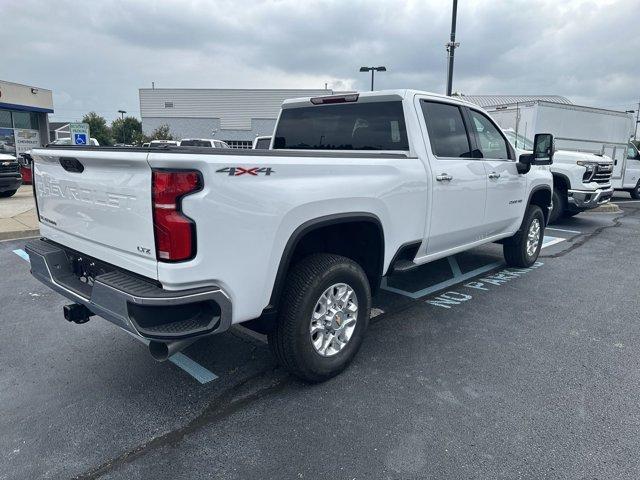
[567,187,613,210]
[25,239,232,340]
[0,174,21,192]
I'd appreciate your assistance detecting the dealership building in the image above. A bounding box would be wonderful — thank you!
[0,80,53,157]
[139,88,332,148]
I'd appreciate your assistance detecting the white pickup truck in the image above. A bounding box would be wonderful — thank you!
[504,129,613,223]
[26,90,554,382]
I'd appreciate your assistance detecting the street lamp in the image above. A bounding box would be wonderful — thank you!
[359,66,387,91]
[117,110,127,144]
[445,0,460,96]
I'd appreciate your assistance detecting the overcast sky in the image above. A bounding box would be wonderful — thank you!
[2,0,639,121]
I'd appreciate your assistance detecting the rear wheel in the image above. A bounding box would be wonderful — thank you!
[631,181,640,200]
[268,254,371,383]
[0,190,17,198]
[503,205,545,268]
[548,187,565,224]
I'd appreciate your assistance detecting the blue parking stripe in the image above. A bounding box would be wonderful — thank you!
[169,353,218,384]
[381,261,504,300]
[447,256,462,277]
[124,330,218,384]
[13,249,30,262]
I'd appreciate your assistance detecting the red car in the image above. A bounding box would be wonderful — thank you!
[18,153,33,184]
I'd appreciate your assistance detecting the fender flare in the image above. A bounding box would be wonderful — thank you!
[551,172,571,191]
[527,185,552,225]
[267,212,385,310]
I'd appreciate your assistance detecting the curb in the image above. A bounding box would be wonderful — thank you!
[0,229,40,241]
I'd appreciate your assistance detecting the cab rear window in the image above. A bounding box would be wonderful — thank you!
[273,101,409,151]
[180,140,212,147]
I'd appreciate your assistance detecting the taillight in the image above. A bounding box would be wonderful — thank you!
[152,170,202,262]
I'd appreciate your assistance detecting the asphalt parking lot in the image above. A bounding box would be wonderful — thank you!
[2,195,640,479]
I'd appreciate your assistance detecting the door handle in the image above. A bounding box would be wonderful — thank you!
[488,172,501,179]
[436,173,453,182]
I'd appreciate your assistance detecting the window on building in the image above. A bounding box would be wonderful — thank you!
[273,101,409,150]
[164,102,174,108]
[0,110,11,129]
[421,101,472,158]
[12,111,39,130]
[224,140,253,149]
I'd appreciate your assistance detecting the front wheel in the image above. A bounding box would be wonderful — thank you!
[503,205,545,268]
[268,254,371,383]
[631,181,640,200]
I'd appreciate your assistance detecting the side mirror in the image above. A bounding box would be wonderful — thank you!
[532,133,554,165]
[516,133,554,174]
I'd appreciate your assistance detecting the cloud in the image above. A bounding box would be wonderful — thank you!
[1,0,638,121]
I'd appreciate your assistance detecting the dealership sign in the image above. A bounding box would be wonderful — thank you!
[14,129,41,156]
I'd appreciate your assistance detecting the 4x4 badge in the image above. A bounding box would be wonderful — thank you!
[216,167,274,176]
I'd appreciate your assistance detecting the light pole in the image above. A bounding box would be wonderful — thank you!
[445,0,460,96]
[117,110,127,144]
[359,66,387,91]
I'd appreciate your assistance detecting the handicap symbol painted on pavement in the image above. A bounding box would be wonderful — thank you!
[74,133,87,145]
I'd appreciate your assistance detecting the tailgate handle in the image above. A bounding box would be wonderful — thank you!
[59,157,85,173]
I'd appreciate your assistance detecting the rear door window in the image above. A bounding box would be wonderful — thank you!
[273,101,409,151]
[421,101,472,158]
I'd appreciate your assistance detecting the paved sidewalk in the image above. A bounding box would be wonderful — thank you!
[0,185,39,240]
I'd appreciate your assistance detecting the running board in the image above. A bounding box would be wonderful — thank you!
[391,260,419,273]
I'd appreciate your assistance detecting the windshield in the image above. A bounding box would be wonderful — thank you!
[255,138,271,149]
[503,130,534,150]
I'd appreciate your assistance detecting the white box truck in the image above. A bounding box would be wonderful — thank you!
[487,101,638,219]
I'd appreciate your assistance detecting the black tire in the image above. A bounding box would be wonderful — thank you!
[268,253,371,383]
[631,181,640,200]
[0,189,17,198]
[548,187,565,224]
[563,210,581,218]
[503,205,545,268]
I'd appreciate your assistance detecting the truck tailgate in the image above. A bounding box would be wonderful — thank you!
[31,148,158,280]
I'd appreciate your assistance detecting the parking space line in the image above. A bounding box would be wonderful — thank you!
[168,353,218,384]
[546,227,581,234]
[124,329,218,384]
[13,249,30,262]
[447,256,462,277]
[233,325,268,344]
[541,235,565,249]
[381,261,504,300]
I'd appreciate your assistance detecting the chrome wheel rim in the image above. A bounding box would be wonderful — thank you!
[526,218,541,258]
[309,283,358,357]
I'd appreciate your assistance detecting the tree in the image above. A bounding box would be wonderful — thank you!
[150,124,173,140]
[81,112,112,146]
[111,116,143,145]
